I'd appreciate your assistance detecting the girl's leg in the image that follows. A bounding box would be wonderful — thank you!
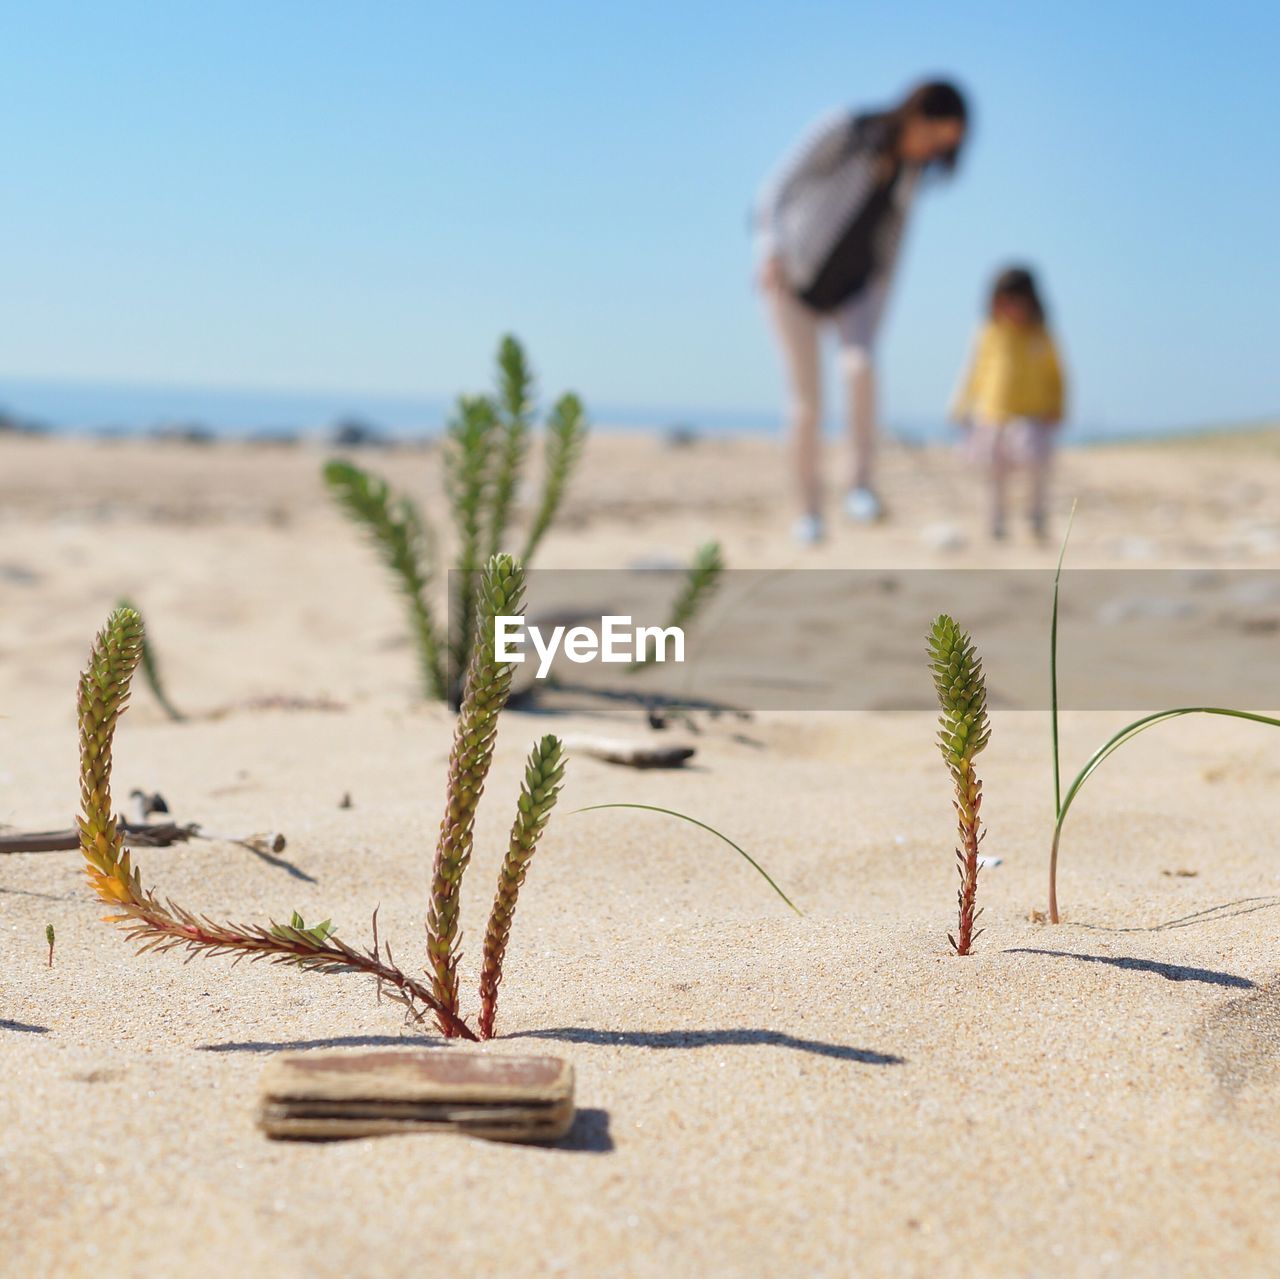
[985,426,1011,538]
[765,286,823,517]
[1027,420,1055,537]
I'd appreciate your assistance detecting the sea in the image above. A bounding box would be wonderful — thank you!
[0,376,1259,448]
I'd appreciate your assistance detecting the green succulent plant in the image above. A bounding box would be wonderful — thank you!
[521,392,586,563]
[72,578,565,1039]
[322,461,445,699]
[323,334,588,705]
[117,598,185,721]
[478,734,566,1039]
[630,540,725,670]
[426,554,529,1030]
[76,561,791,1044]
[928,614,991,955]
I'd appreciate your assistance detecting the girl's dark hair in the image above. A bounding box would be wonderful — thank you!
[990,266,1047,325]
[881,78,969,173]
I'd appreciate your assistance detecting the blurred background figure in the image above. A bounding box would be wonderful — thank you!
[950,265,1066,542]
[756,79,968,545]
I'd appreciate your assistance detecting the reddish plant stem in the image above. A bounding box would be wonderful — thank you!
[951,764,983,956]
[111,898,479,1042]
[426,557,521,1035]
[477,735,563,1040]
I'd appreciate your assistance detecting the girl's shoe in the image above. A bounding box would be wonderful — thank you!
[791,513,826,546]
[844,486,884,523]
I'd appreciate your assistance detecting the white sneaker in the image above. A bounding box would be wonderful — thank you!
[791,513,826,546]
[844,486,884,523]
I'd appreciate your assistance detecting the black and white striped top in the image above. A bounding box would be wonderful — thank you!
[756,111,917,310]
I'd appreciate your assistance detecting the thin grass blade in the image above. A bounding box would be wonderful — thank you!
[1048,706,1280,921]
[572,802,800,915]
[1049,498,1078,818]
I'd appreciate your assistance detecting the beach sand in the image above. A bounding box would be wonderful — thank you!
[3,428,1280,1277]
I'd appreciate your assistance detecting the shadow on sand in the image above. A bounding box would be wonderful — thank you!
[558,1108,614,1154]
[197,1033,438,1054]
[1068,895,1280,934]
[245,844,317,883]
[1,1018,50,1034]
[1006,948,1255,989]
[506,1026,904,1064]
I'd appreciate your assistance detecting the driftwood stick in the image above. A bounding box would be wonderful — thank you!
[0,820,197,854]
[0,829,87,853]
[0,820,284,855]
[561,735,696,769]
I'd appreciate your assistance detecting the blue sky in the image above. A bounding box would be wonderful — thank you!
[3,1,1277,431]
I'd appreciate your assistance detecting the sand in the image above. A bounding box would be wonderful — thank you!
[3,427,1280,1277]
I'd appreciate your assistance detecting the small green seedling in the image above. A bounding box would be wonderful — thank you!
[270,911,336,947]
[77,559,793,1042]
[321,464,444,699]
[425,555,566,1036]
[117,598,185,721]
[573,803,800,916]
[45,923,55,967]
[78,600,475,1038]
[477,735,566,1039]
[76,562,568,1041]
[1046,508,1280,921]
[324,335,588,704]
[629,541,725,670]
[928,614,991,955]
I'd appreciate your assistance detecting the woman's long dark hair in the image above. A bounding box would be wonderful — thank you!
[874,78,969,173]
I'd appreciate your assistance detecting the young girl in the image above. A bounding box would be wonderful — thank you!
[950,267,1066,541]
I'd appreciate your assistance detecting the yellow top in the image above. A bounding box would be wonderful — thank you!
[951,320,1065,426]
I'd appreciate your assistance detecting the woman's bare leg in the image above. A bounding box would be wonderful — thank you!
[765,286,823,517]
[835,281,888,511]
[841,345,877,491]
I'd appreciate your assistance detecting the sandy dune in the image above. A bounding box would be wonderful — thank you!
[3,428,1280,1277]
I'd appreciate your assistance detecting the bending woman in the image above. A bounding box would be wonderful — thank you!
[756,79,968,543]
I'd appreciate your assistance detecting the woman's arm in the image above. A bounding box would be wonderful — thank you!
[859,170,918,335]
[756,110,854,268]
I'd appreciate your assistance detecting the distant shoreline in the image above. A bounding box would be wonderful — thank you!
[0,375,1274,449]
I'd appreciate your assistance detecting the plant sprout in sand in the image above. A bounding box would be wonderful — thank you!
[425,554,791,1033]
[77,561,565,1041]
[319,465,445,701]
[928,614,991,955]
[1046,512,1280,922]
[478,735,566,1039]
[117,598,185,721]
[324,335,588,703]
[630,540,725,670]
[424,554,552,1036]
[78,558,793,1041]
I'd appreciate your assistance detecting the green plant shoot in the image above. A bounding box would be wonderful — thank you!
[325,334,588,705]
[929,614,991,955]
[630,541,726,670]
[322,460,446,700]
[1047,508,1280,920]
[117,598,185,721]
